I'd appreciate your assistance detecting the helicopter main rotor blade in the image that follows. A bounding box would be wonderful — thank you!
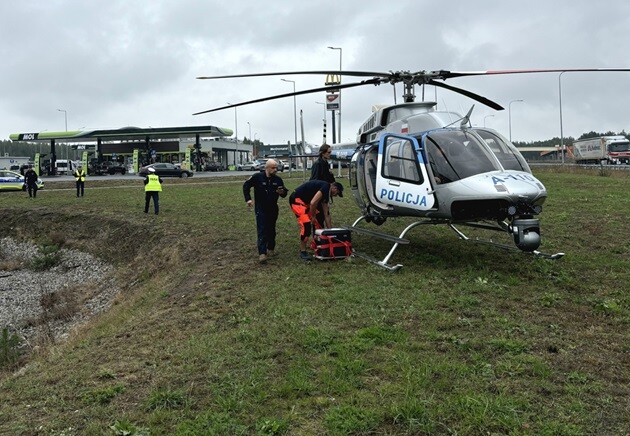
[427,79,504,111]
[198,68,630,82]
[197,70,391,80]
[193,78,385,116]
[436,68,630,79]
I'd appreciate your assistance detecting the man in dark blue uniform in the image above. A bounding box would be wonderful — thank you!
[243,159,288,263]
[24,165,39,198]
[289,179,343,260]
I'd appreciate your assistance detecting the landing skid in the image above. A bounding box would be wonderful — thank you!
[346,216,565,271]
[345,216,434,271]
[448,223,565,260]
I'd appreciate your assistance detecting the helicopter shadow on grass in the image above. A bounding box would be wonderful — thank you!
[349,217,545,277]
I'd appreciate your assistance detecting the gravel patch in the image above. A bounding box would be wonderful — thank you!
[0,237,121,344]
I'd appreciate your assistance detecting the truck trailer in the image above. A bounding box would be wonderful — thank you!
[571,136,630,165]
[0,156,30,172]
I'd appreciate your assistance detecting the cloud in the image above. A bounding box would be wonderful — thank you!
[1,0,630,146]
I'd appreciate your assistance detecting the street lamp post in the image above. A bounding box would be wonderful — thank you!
[57,108,68,131]
[247,121,252,143]
[558,72,566,164]
[327,46,342,142]
[483,114,494,127]
[281,79,298,156]
[315,101,326,143]
[227,103,239,165]
[508,99,524,142]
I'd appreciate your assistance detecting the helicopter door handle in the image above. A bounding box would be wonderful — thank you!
[388,180,401,187]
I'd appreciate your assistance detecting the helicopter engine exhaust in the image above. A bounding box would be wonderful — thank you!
[511,218,541,252]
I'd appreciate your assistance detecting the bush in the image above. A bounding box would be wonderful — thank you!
[30,244,61,271]
[0,328,22,368]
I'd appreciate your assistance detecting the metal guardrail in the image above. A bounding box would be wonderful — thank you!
[529,162,630,171]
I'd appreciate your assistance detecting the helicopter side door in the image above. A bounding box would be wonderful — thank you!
[375,134,435,211]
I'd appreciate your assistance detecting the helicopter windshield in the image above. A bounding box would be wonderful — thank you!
[424,130,499,183]
[473,128,531,172]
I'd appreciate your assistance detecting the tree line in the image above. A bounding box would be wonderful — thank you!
[3,130,629,158]
[513,130,629,148]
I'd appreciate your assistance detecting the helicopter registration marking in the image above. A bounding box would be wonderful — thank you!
[491,173,538,184]
[380,189,427,206]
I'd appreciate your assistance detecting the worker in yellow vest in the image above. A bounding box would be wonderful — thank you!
[73,165,87,197]
[143,167,163,214]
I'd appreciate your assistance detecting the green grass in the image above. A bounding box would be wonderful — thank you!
[0,168,628,434]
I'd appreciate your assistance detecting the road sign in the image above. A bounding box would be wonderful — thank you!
[326,93,339,110]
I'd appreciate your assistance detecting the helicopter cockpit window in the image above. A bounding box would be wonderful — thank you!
[383,138,422,183]
[425,130,499,181]
[474,128,530,172]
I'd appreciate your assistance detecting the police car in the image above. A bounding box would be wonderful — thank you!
[0,170,45,192]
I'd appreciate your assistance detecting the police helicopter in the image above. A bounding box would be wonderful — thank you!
[194,68,628,270]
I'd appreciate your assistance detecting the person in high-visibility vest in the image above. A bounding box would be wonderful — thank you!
[73,165,87,197]
[143,167,163,214]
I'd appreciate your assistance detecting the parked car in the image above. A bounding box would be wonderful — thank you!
[204,161,226,171]
[138,163,193,178]
[252,158,288,171]
[237,161,260,171]
[101,161,127,175]
[256,157,284,171]
[278,160,290,171]
[0,170,44,191]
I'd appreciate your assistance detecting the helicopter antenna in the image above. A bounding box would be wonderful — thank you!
[460,105,475,128]
[443,103,474,128]
[440,99,454,123]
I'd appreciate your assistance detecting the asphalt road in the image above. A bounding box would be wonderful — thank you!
[40,170,257,183]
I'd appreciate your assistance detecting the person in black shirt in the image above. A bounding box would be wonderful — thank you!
[24,166,39,198]
[243,159,288,263]
[310,143,335,183]
[289,179,343,260]
[310,144,337,227]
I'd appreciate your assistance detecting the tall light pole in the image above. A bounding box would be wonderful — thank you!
[57,108,68,131]
[227,103,239,164]
[558,71,566,164]
[315,101,326,143]
[281,78,298,155]
[328,46,342,142]
[508,99,524,142]
[247,121,252,143]
[483,114,494,127]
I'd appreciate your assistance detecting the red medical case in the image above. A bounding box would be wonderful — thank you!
[312,228,353,260]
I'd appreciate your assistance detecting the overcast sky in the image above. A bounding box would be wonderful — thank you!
[2,0,630,148]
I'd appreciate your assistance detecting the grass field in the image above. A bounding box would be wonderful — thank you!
[0,168,628,435]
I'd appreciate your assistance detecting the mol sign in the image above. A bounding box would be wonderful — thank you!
[326,93,339,110]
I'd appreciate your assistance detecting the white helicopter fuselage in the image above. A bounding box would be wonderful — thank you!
[345,102,547,252]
